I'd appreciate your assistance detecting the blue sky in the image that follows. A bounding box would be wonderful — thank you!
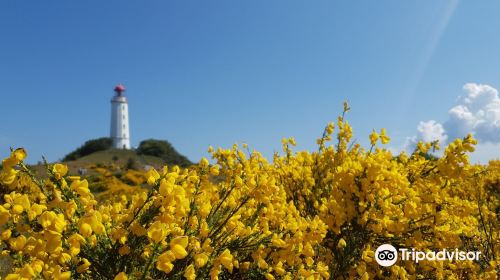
[1,0,500,163]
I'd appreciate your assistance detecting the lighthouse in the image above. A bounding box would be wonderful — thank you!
[110,84,131,149]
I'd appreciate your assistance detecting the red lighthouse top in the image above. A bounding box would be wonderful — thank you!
[114,84,126,95]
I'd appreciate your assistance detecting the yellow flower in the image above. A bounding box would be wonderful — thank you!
[31,260,44,273]
[80,214,105,235]
[380,128,390,144]
[170,235,188,248]
[28,203,46,221]
[68,233,86,256]
[171,244,188,259]
[159,177,174,196]
[146,168,160,185]
[79,222,93,237]
[67,175,81,181]
[219,249,233,273]
[130,222,147,236]
[9,235,27,251]
[303,242,314,257]
[257,258,268,270]
[13,194,30,214]
[210,165,220,176]
[119,245,131,255]
[112,227,129,244]
[12,148,27,162]
[210,265,221,280]
[369,130,379,146]
[38,211,66,233]
[265,273,275,280]
[59,253,72,264]
[170,236,189,259]
[200,220,210,237]
[156,251,175,273]
[199,202,211,218]
[114,272,128,280]
[18,264,36,278]
[65,200,78,218]
[362,249,374,263]
[76,258,91,273]
[337,238,347,249]
[52,266,72,280]
[39,211,55,228]
[200,157,209,168]
[45,230,63,253]
[147,221,169,243]
[11,204,23,214]
[194,252,209,267]
[0,167,18,185]
[183,264,196,280]
[2,148,27,170]
[1,229,12,240]
[71,179,90,196]
[326,122,335,134]
[0,205,10,227]
[52,163,68,180]
[274,261,285,275]
[4,274,20,280]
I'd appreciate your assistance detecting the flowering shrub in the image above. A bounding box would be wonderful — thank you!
[0,104,498,279]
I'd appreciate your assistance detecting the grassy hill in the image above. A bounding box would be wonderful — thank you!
[30,149,167,177]
[68,149,166,168]
[28,138,192,178]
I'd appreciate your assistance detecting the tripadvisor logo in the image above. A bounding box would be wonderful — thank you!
[375,244,398,267]
[375,244,482,267]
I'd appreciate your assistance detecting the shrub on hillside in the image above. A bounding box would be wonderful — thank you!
[137,139,192,167]
[63,137,113,161]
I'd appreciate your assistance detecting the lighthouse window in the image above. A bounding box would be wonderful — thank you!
[123,124,126,129]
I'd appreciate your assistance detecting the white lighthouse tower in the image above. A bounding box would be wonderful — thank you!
[110,84,130,149]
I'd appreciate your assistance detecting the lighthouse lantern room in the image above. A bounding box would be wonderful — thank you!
[110,84,130,149]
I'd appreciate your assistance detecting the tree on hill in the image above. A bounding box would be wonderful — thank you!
[137,139,192,167]
[63,137,113,161]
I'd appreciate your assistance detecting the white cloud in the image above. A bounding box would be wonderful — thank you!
[405,83,500,162]
[444,83,500,142]
[404,120,448,152]
[417,120,448,143]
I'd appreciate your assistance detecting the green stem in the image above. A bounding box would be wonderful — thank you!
[140,244,159,280]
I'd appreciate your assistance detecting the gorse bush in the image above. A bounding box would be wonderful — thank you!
[0,104,498,280]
